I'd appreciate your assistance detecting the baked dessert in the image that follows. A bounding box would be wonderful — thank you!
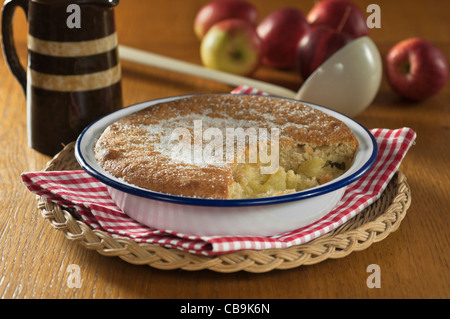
[94,94,359,199]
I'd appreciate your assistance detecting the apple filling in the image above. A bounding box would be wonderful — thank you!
[229,143,354,199]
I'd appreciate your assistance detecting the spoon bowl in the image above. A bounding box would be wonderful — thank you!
[296,36,383,117]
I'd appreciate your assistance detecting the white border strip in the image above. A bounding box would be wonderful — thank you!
[28,64,121,92]
[28,33,118,57]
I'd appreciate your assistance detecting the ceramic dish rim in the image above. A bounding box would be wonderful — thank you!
[75,93,378,207]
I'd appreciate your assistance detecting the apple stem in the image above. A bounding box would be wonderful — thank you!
[400,62,411,74]
[337,6,352,34]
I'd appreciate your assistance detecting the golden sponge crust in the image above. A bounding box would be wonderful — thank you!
[94,94,359,199]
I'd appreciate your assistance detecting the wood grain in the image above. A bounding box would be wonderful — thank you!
[0,0,449,299]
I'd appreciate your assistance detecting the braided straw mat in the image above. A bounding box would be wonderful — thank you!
[36,142,411,273]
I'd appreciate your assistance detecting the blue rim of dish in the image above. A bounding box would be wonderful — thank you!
[75,93,378,207]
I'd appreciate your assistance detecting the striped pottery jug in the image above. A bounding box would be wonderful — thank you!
[2,0,122,156]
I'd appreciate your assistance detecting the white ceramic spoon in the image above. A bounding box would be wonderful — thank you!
[118,36,382,117]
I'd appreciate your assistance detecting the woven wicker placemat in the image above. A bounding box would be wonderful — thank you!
[37,142,411,273]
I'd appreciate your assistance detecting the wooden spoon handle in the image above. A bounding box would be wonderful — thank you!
[118,45,296,99]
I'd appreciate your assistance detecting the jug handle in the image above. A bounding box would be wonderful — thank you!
[1,0,28,95]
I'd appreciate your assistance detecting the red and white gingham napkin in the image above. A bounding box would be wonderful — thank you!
[21,87,416,256]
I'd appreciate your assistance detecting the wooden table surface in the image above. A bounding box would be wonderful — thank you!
[0,0,449,300]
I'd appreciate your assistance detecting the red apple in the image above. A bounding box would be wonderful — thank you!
[256,7,310,68]
[385,37,449,101]
[297,25,353,80]
[200,19,262,76]
[307,0,369,38]
[194,0,258,40]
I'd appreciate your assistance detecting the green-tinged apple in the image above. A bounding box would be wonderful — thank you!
[194,0,258,40]
[257,7,309,68]
[307,0,368,38]
[385,37,449,101]
[297,25,353,80]
[200,19,262,76]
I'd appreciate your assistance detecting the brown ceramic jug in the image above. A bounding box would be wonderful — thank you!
[2,0,122,156]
